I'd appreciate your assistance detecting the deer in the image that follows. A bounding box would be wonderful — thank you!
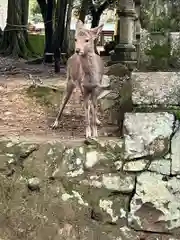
[51,20,104,139]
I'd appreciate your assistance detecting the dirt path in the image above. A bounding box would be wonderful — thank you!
[0,57,117,141]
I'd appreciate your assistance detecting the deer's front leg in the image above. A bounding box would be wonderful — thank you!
[91,93,98,138]
[84,93,91,138]
[52,79,75,129]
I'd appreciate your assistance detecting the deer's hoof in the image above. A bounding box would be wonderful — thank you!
[51,120,59,129]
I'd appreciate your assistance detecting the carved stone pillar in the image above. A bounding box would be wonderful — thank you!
[134,0,141,67]
[114,9,120,43]
[110,0,137,69]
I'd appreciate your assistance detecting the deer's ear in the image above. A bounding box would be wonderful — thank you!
[90,24,104,38]
[76,20,84,30]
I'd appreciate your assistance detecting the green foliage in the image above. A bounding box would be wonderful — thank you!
[28,34,45,56]
[30,14,43,23]
[173,110,180,120]
[29,0,41,20]
[31,3,41,16]
[146,43,170,59]
[141,0,180,32]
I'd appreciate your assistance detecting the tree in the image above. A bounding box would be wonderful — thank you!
[53,0,67,72]
[74,0,115,26]
[140,0,180,32]
[62,0,74,55]
[36,0,55,63]
[89,0,115,28]
[0,0,34,58]
[79,0,88,22]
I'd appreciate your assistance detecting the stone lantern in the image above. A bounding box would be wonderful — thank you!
[134,0,141,67]
[110,0,137,69]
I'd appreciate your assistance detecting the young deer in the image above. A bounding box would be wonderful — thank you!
[51,20,104,138]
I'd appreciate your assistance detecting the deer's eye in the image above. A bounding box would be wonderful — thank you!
[75,39,77,42]
[85,39,89,42]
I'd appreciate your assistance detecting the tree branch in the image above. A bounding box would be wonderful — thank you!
[98,0,115,14]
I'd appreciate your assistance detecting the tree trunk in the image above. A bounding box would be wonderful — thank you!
[36,0,54,63]
[79,0,88,23]
[36,0,46,21]
[0,27,2,39]
[44,0,54,63]
[62,0,73,56]
[0,0,34,58]
[88,0,114,55]
[91,11,101,28]
[53,0,67,73]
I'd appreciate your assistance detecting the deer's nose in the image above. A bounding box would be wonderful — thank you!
[76,48,80,54]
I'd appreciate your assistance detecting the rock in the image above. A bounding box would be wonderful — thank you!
[123,159,149,172]
[79,172,135,194]
[0,137,38,163]
[149,159,171,175]
[1,136,180,238]
[99,72,132,126]
[102,75,111,87]
[22,142,64,180]
[143,234,178,240]
[0,155,9,172]
[61,190,89,207]
[93,195,129,225]
[52,139,125,180]
[27,177,41,191]
[105,63,130,77]
[132,72,180,106]
[100,96,117,111]
[128,172,180,233]
[62,147,85,178]
[124,112,174,159]
[114,161,123,170]
[85,150,99,168]
[171,127,180,175]
[102,173,135,193]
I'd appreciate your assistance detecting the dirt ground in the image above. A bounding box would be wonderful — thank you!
[0,56,117,141]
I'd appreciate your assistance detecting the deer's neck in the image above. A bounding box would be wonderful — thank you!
[79,52,97,75]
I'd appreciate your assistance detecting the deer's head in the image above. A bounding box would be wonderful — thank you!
[75,20,104,56]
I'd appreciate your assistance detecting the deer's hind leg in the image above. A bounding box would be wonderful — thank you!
[52,77,76,129]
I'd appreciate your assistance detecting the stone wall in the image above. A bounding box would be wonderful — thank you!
[1,71,180,239]
[4,13,180,240]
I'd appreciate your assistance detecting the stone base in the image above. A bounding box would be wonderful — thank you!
[109,43,137,69]
[108,60,137,71]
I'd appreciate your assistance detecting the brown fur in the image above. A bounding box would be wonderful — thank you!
[52,20,104,138]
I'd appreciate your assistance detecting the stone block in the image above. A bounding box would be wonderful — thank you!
[132,72,180,106]
[124,112,174,159]
[123,159,149,172]
[128,172,180,233]
[171,127,180,175]
[149,159,171,175]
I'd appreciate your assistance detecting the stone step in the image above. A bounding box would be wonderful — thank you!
[132,72,180,106]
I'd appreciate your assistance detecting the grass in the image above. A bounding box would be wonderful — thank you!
[26,85,64,109]
[28,33,45,56]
